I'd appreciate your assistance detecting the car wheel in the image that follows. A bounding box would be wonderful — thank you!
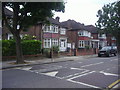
[98,54,101,57]
[114,53,116,56]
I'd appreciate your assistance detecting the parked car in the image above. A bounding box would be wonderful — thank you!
[98,46,117,57]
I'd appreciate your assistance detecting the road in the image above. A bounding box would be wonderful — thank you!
[2,56,120,89]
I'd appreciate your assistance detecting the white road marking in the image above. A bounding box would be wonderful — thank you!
[81,62,104,68]
[78,62,82,63]
[99,71,119,76]
[16,67,32,71]
[68,71,96,80]
[67,79,100,88]
[61,70,90,79]
[70,67,86,71]
[110,59,118,61]
[42,71,58,77]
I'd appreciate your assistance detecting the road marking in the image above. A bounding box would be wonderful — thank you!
[16,67,32,71]
[70,67,86,71]
[42,71,58,77]
[61,70,90,79]
[110,59,118,61]
[99,71,119,76]
[68,71,95,80]
[108,79,120,88]
[81,62,103,68]
[67,79,100,88]
[78,62,82,63]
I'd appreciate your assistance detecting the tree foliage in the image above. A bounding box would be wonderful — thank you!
[96,1,120,45]
[2,2,65,63]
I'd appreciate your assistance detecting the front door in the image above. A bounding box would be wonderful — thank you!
[60,39,66,51]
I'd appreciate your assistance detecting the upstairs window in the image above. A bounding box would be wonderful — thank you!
[78,31,91,37]
[44,25,58,33]
[60,28,66,35]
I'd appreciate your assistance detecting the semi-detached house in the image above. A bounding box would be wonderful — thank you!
[42,17,67,52]
[2,8,68,52]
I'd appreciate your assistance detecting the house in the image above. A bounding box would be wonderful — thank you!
[98,34,107,48]
[106,34,116,46]
[85,25,99,49]
[61,20,92,49]
[61,19,96,55]
[2,8,68,52]
[42,17,68,52]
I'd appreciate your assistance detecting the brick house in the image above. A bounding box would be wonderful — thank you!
[2,8,68,52]
[61,20,96,55]
[106,34,116,46]
[42,17,68,52]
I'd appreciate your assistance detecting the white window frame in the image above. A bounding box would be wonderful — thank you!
[78,31,91,37]
[8,34,23,40]
[44,38,51,48]
[52,25,58,33]
[60,28,66,35]
[52,39,58,46]
[79,40,85,48]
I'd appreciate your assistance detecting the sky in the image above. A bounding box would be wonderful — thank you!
[53,0,118,26]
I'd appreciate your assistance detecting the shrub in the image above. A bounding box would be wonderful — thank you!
[22,40,42,55]
[52,46,59,53]
[85,45,91,49]
[2,40,16,56]
[43,48,51,58]
[2,40,42,56]
[22,34,36,40]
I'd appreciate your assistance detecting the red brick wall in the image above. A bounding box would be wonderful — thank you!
[67,30,78,48]
[43,33,59,38]
[78,36,90,40]
[91,33,98,39]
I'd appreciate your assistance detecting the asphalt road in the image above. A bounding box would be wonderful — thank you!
[2,56,120,89]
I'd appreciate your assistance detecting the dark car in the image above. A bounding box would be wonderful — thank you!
[98,46,117,57]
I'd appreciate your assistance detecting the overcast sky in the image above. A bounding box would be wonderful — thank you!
[54,0,118,26]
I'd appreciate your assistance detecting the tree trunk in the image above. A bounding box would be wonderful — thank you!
[116,39,120,60]
[14,33,24,64]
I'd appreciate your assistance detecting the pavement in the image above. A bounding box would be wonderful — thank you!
[1,54,97,69]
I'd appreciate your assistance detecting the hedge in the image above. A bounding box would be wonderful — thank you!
[2,40,42,56]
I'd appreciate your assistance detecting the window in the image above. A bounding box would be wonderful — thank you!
[78,31,91,37]
[78,31,83,36]
[52,39,58,46]
[8,34,23,40]
[44,25,51,32]
[44,25,58,33]
[52,25,58,33]
[44,39,51,48]
[79,40,84,48]
[112,37,116,40]
[60,28,66,35]
[44,38,58,48]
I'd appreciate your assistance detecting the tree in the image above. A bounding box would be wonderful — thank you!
[2,2,65,64]
[96,1,120,54]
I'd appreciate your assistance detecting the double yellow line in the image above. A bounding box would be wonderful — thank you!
[108,79,120,88]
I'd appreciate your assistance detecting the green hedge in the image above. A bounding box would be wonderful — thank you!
[2,40,42,56]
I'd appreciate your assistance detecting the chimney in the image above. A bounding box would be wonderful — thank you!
[56,16,60,22]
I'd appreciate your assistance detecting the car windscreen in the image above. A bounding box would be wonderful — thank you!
[101,47,111,50]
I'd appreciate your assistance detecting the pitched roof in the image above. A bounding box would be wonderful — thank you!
[85,25,98,33]
[61,19,86,30]
[47,17,60,25]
